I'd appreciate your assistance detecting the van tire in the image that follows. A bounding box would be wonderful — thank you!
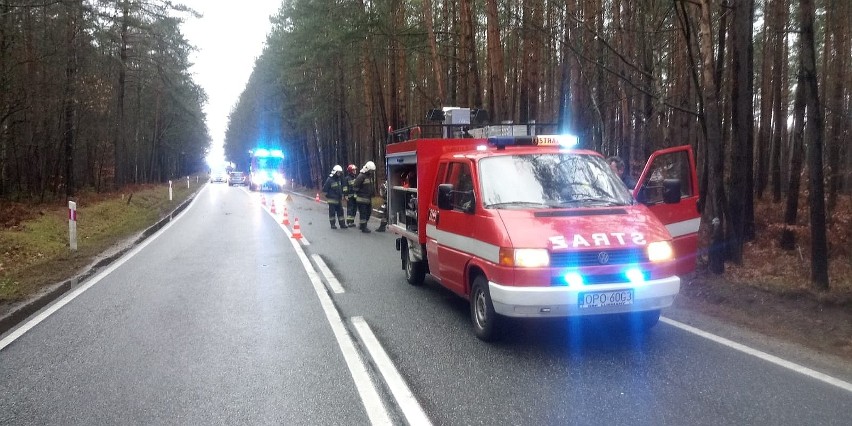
[403,244,425,286]
[470,275,500,341]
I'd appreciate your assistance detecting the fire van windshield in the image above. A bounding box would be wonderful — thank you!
[480,153,634,209]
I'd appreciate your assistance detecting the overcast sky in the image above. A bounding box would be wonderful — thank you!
[179,1,283,164]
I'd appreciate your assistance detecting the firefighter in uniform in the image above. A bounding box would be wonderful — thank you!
[352,161,376,233]
[322,165,347,229]
[344,164,358,228]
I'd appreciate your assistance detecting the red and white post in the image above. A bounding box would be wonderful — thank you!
[68,201,77,251]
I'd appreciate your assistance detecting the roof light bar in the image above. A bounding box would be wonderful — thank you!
[486,134,580,149]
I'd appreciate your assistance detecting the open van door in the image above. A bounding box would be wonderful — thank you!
[634,145,701,276]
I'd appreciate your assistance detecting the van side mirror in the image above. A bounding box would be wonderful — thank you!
[438,184,453,210]
[663,179,682,204]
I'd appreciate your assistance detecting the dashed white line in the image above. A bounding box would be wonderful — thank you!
[353,317,433,426]
[311,254,345,294]
[661,317,852,393]
[284,226,391,425]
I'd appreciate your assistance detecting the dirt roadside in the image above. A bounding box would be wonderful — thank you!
[675,273,852,361]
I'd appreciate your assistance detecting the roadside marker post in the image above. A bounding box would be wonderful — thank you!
[68,201,77,251]
[186,176,190,188]
[169,180,173,201]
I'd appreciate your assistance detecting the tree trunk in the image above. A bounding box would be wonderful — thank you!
[779,65,807,251]
[726,0,755,262]
[113,1,130,188]
[825,0,848,211]
[768,0,787,202]
[697,0,727,274]
[798,0,829,290]
[62,1,81,199]
[755,0,774,199]
[422,0,445,106]
[485,0,506,122]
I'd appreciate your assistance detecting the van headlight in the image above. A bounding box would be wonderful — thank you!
[499,248,549,267]
[647,241,674,262]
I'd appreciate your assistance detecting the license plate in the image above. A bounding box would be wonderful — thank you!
[579,289,634,308]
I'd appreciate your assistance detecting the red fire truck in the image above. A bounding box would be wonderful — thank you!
[385,123,700,341]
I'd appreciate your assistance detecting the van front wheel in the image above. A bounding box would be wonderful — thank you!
[470,276,500,341]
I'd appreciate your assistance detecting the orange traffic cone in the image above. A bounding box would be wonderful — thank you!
[270,200,277,214]
[292,217,302,239]
[281,207,290,225]
[315,193,321,202]
[261,195,267,206]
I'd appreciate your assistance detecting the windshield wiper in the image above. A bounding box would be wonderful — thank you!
[485,201,551,209]
[554,197,625,207]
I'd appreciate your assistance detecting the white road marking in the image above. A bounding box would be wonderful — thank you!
[311,254,345,294]
[661,317,852,393]
[283,221,392,425]
[353,317,433,426]
[0,185,207,351]
[261,196,310,246]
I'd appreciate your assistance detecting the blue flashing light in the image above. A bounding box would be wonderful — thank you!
[557,134,579,148]
[625,268,647,284]
[270,149,284,158]
[564,272,584,288]
[254,148,270,157]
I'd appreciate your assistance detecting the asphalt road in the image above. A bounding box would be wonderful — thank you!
[2,183,851,425]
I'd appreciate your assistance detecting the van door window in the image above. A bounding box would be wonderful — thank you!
[637,150,694,205]
[447,162,474,211]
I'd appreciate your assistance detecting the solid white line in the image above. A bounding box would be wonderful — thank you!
[284,227,391,425]
[262,199,310,246]
[0,185,207,351]
[353,317,433,426]
[311,254,345,294]
[660,317,852,393]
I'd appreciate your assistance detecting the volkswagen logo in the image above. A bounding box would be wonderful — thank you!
[597,252,610,265]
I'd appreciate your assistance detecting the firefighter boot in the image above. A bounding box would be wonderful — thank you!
[330,220,337,229]
[339,220,348,229]
[360,223,371,233]
[376,221,387,232]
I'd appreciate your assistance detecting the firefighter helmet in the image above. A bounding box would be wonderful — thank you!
[347,164,356,173]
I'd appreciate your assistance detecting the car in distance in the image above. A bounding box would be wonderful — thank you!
[228,171,247,186]
[210,170,228,183]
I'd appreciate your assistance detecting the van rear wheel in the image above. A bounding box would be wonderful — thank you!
[471,276,500,341]
[402,244,425,286]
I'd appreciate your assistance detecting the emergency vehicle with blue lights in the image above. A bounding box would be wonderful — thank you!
[248,148,286,192]
[385,119,700,341]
